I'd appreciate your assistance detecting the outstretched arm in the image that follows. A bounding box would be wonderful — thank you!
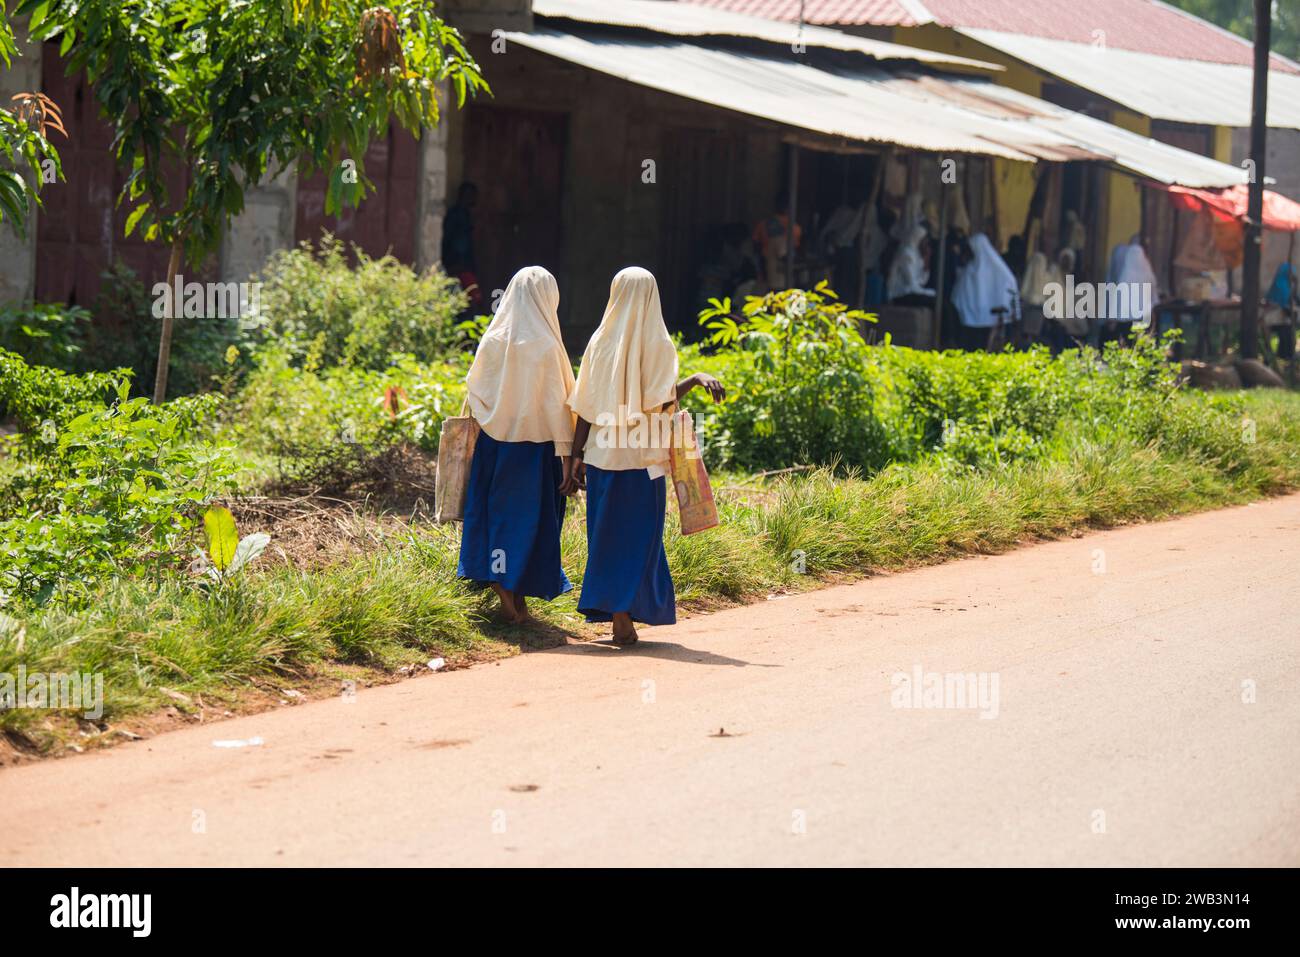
[676,373,726,402]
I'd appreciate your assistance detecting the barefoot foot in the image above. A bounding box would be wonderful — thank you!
[513,593,532,624]
[611,612,639,646]
[490,583,519,622]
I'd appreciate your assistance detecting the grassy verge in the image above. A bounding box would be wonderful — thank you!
[4,388,1300,755]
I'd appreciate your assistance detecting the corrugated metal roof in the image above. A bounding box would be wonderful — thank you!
[961,29,1300,130]
[939,79,1254,186]
[683,0,1300,71]
[502,28,1035,158]
[500,27,1250,187]
[532,0,995,70]
[677,0,925,28]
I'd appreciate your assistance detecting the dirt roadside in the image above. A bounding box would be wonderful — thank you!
[1,495,1297,866]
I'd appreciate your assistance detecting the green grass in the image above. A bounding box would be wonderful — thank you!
[4,388,1300,747]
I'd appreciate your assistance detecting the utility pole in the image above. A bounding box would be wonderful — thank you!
[1240,0,1271,360]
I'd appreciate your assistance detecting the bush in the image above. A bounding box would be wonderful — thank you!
[0,301,89,370]
[687,285,892,472]
[86,261,242,398]
[246,234,469,370]
[686,294,1252,479]
[225,346,468,490]
[0,352,237,609]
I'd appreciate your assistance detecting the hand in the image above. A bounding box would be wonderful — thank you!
[559,456,586,495]
[694,373,726,403]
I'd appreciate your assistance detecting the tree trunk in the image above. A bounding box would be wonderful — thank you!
[153,237,184,404]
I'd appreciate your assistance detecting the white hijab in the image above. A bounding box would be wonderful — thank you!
[1106,239,1159,324]
[953,233,1020,329]
[1020,251,1059,307]
[465,266,576,456]
[570,267,680,472]
[887,224,933,301]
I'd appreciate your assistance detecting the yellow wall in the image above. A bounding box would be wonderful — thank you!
[1212,125,1233,163]
[891,25,1043,97]
[991,158,1037,248]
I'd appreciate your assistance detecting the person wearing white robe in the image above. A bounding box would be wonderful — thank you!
[1102,237,1159,345]
[458,266,577,623]
[953,232,1021,349]
[560,267,724,646]
[887,225,935,303]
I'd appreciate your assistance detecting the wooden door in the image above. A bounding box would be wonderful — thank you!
[460,105,567,305]
[295,121,419,264]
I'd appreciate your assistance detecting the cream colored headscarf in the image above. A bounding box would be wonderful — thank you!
[570,267,679,473]
[465,266,576,456]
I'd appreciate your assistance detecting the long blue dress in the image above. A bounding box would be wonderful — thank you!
[457,432,571,601]
[578,465,676,626]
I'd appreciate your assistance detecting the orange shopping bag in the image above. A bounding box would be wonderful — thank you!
[668,408,718,535]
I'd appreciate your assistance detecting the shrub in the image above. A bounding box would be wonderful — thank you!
[688,284,891,472]
[86,261,242,398]
[246,234,469,370]
[0,301,89,370]
[225,346,468,490]
[0,347,122,429]
[0,352,237,609]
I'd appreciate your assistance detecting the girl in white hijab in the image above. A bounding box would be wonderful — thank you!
[561,267,725,646]
[458,266,577,623]
[887,224,935,303]
[1102,236,1159,345]
[953,232,1021,349]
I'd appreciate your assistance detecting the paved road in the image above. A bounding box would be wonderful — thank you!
[3,497,1298,866]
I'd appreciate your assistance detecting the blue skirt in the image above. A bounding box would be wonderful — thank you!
[578,465,676,626]
[457,433,572,601]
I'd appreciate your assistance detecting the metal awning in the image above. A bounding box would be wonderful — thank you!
[959,28,1300,130]
[502,27,1250,187]
[932,79,1253,187]
[533,0,1001,71]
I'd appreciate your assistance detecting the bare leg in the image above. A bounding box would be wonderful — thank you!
[611,612,639,646]
[490,582,519,622]
[513,593,532,623]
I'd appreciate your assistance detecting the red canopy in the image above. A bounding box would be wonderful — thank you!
[1165,184,1300,232]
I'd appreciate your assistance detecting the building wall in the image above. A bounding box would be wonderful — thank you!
[442,0,532,35]
[1103,109,1150,266]
[459,38,786,344]
[3,2,518,308]
[889,25,1044,97]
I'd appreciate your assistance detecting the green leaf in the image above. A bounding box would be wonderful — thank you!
[202,505,239,571]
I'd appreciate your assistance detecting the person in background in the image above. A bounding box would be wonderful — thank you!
[697,223,760,305]
[457,266,576,624]
[1103,236,1158,347]
[938,226,972,348]
[442,182,481,311]
[953,232,1020,351]
[1019,249,1058,348]
[819,203,866,297]
[1266,260,1297,360]
[887,224,935,307]
[560,267,725,647]
[753,190,803,291]
[1003,234,1027,284]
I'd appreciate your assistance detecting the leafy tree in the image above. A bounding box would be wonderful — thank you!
[17,0,486,402]
[0,17,63,235]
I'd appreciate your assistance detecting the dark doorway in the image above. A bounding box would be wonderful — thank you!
[460,105,568,310]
